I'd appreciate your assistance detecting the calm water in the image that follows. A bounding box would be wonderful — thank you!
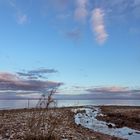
[0,99,140,109]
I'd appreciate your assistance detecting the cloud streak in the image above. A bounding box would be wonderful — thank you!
[17,68,58,79]
[75,0,88,22]
[86,86,140,99]
[50,85,140,100]
[91,8,108,44]
[8,0,28,25]
[65,28,81,41]
[86,86,129,94]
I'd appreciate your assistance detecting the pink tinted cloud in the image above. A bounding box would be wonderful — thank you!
[0,72,19,82]
[87,86,129,93]
[91,8,108,44]
[0,72,62,92]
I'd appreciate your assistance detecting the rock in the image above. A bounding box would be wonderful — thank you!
[5,132,10,138]
[10,134,14,139]
[78,124,81,127]
[107,124,113,128]
[85,114,88,116]
[128,132,133,135]
[135,131,140,134]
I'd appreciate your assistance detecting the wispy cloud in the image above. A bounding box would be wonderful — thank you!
[87,86,129,94]
[86,86,140,99]
[91,8,108,44]
[49,0,69,10]
[74,0,88,22]
[99,0,140,20]
[52,85,140,100]
[16,13,28,25]
[17,68,58,79]
[28,68,58,74]
[5,0,140,43]
[65,28,81,41]
[8,0,28,25]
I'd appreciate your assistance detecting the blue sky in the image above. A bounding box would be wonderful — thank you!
[0,0,140,99]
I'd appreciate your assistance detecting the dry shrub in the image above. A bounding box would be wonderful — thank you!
[24,88,61,139]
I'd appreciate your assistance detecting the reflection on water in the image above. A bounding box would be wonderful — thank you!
[57,99,140,107]
[0,99,140,109]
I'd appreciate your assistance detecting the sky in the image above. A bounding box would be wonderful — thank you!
[0,0,140,100]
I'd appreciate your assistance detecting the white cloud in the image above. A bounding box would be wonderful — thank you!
[75,0,88,22]
[91,8,108,44]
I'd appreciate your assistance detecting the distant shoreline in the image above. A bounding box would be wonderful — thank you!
[0,98,140,100]
[0,105,140,111]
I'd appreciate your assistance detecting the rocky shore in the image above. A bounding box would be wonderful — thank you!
[0,107,122,140]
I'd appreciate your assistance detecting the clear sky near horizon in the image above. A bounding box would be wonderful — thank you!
[0,0,140,99]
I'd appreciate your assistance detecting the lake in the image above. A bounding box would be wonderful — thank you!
[0,99,140,109]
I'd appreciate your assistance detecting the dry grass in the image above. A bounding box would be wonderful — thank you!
[0,88,65,139]
[24,88,61,139]
[0,106,124,140]
[98,106,140,131]
[24,133,59,140]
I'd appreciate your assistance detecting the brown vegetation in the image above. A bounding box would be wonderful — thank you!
[0,107,123,140]
[97,106,140,131]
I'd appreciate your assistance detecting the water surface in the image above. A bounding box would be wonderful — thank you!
[0,99,140,109]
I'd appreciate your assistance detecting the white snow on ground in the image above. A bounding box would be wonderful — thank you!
[73,106,140,140]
